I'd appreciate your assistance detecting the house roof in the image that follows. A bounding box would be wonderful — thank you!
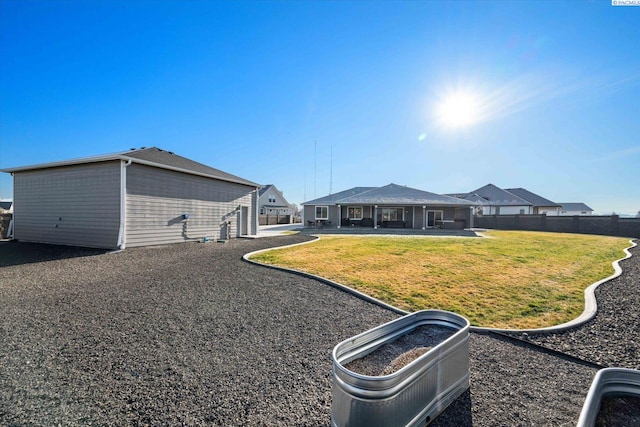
[258,184,293,207]
[302,187,376,205]
[258,184,275,198]
[1,147,259,188]
[559,202,593,212]
[303,184,473,207]
[465,184,533,206]
[0,201,12,211]
[505,188,561,208]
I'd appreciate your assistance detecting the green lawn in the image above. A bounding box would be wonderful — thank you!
[251,231,630,328]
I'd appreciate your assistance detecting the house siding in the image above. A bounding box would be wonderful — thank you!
[125,164,255,247]
[12,162,121,248]
[483,205,531,215]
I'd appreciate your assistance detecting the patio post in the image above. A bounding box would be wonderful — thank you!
[374,205,378,229]
[422,205,426,230]
[337,204,341,228]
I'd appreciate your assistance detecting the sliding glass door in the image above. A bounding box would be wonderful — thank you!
[427,210,443,228]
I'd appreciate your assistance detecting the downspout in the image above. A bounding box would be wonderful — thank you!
[8,172,15,238]
[116,159,132,249]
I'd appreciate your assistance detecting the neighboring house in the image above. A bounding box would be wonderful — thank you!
[450,184,533,215]
[258,184,294,218]
[0,201,12,212]
[302,183,474,229]
[1,147,259,249]
[504,188,562,216]
[558,203,594,216]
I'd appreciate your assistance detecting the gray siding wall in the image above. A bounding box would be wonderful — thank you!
[125,164,255,247]
[12,162,121,248]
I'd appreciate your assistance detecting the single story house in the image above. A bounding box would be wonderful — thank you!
[504,188,562,216]
[258,184,294,217]
[449,184,533,215]
[558,203,594,216]
[1,147,259,249]
[302,183,474,229]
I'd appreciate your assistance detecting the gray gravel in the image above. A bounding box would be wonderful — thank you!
[0,236,637,426]
[520,241,640,370]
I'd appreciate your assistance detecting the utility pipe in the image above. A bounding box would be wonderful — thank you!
[116,159,132,249]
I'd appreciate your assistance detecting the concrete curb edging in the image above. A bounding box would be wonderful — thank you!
[242,235,408,316]
[474,238,637,335]
[243,236,637,334]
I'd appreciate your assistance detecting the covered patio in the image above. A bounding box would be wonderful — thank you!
[302,183,475,231]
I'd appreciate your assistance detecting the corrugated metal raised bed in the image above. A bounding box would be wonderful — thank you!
[577,367,640,427]
[331,310,470,427]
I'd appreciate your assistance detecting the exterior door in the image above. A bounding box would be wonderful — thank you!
[240,206,249,236]
[427,210,443,228]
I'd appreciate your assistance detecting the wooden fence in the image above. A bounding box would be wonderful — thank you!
[259,214,292,226]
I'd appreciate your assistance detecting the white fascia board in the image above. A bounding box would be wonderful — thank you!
[2,154,259,189]
[120,156,260,188]
[1,153,126,173]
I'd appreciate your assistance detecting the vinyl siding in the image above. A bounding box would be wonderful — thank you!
[12,162,121,248]
[125,164,255,247]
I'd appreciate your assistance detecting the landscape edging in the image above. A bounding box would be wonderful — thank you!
[243,235,637,334]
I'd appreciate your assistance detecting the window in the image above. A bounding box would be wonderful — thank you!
[377,207,404,223]
[519,209,525,214]
[315,206,329,220]
[348,206,363,219]
[268,194,276,203]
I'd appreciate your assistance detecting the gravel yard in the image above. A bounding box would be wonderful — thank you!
[0,236,637,426]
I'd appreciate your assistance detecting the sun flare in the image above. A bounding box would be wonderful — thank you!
[436,92,480,128]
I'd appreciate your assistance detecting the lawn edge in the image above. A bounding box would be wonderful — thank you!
[243,236,637,334]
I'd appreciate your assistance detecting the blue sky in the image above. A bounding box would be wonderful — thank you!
[1,0,638,215]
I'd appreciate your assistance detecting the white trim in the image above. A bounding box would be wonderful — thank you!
[315,205,329,220]
[116,159,132,249]
[426,210,444,228]
[2,153,258,188]
[377,207,405,222]
[412,206,415,228]
[347,206,364,220]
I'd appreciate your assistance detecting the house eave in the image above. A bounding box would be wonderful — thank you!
[2,154,260,189]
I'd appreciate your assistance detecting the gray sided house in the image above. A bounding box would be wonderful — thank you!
[302,184,474,229]
[559,203,594,216]
[1,147,259,249]
[505,188,562,216]
[450,184,533,215]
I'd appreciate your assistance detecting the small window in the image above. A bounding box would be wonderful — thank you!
[315,206,329,220]
[348,206,363,220]
[268,195,276,203]
[519,209,525,214]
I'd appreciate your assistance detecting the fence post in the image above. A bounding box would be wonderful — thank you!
[541,214,547,231]
[611,215,619,236]
[573,216,580,233]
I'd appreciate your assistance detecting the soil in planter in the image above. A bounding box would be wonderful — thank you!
[595,395,640,427]
[344,324,456,376]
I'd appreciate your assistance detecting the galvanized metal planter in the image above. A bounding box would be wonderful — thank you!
[332,310,470,427]
[577,367,640,427]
